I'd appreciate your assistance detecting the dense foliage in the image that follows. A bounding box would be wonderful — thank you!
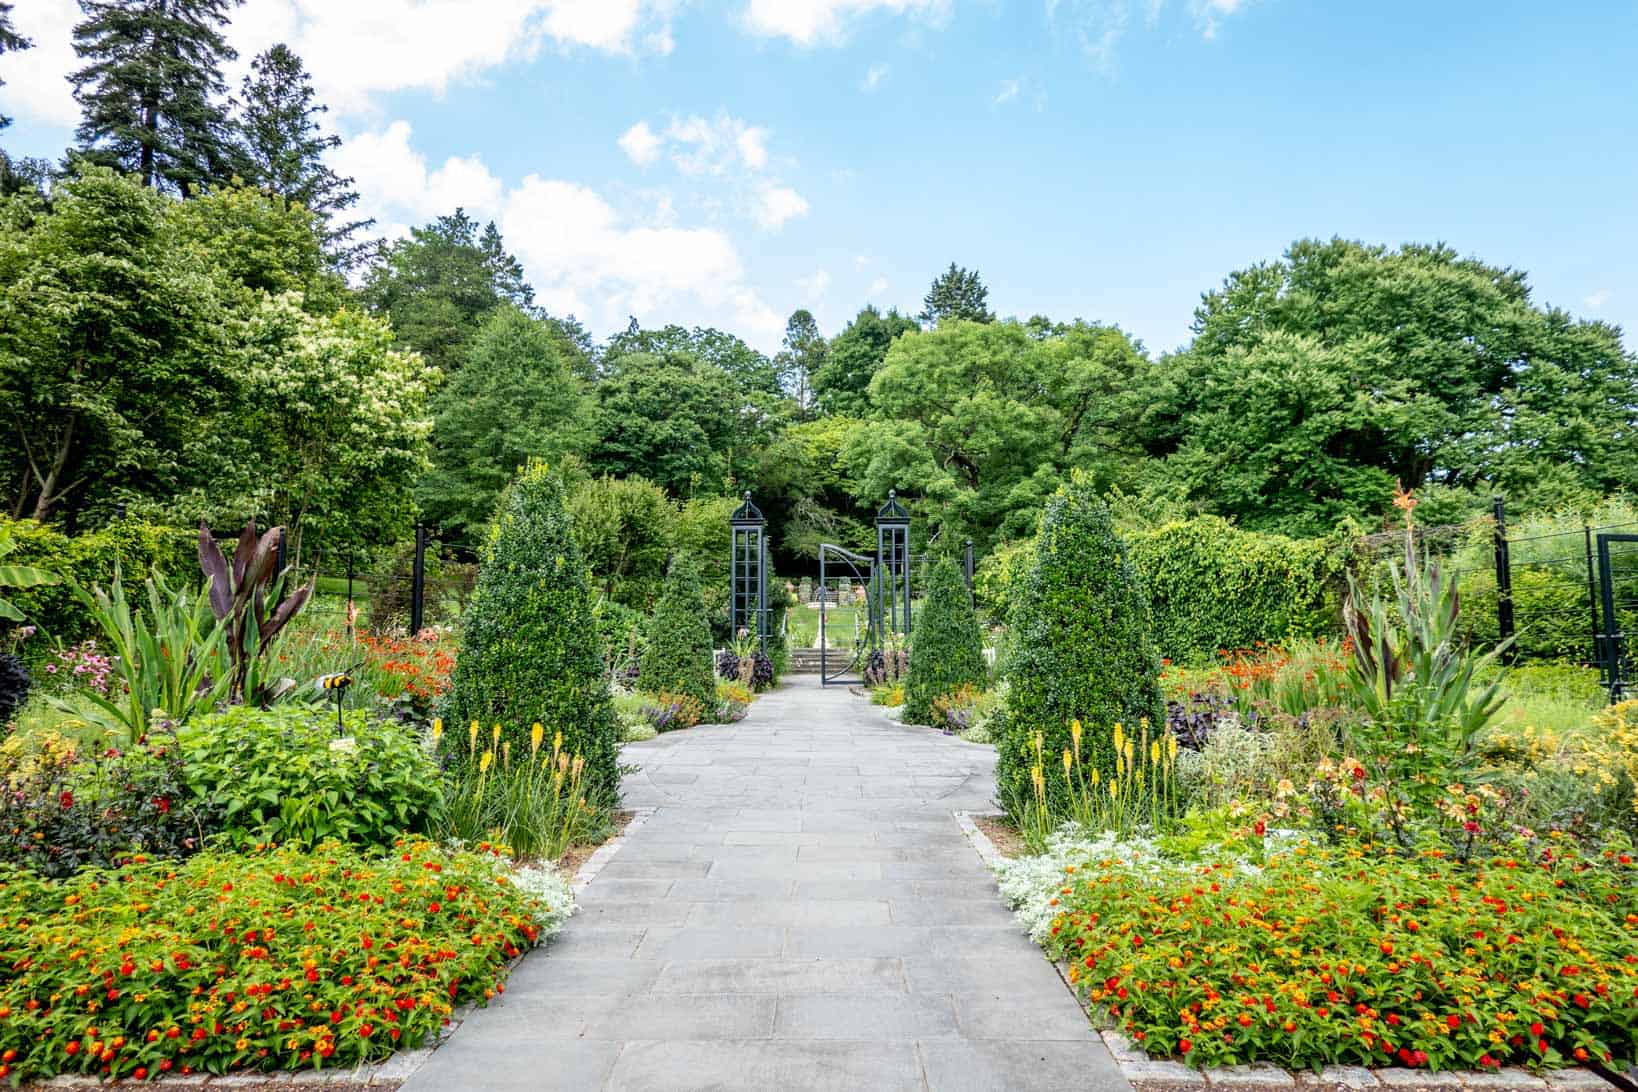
[440,462,620,803]
[903,556,987,726]
[0,838,553,1082]
[998,477,1165,817]
[640,554,717,712]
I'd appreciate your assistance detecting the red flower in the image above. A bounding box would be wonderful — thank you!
[1178,1039,1192,1054]
[59,790,74,809]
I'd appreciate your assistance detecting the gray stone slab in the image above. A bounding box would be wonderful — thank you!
[651,956,907,994]
[783,925,937,958]
[401,1036,622,1090]
[922,1038,1134,1091]
[954,992,1097,1040]
[604,1039,924,1092]
[580,993,778,1040]
[634,925,787,960]
[540,926,647,958]
[773,991,961,1039]
[685,897,893,927]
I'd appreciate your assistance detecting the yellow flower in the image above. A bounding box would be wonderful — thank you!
[553,729,563,755]
[1091,766,1101,787]
[1150,740,1161,766]
[468,720,479,753]
[1062,748,1073,777]
[1113,722,1125,752]
[1070,718,1083,755]
[1168,735,1179,760]
[502,740,512,769]
[431,718,443,744]
[492,722,502,745]
[530,722,544,755]
[1108,779,1118,800]
[479,750,494,774]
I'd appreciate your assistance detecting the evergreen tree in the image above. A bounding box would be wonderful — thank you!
[640,553,717,714]
[996,474,1164,820]
[69,0,241,197]
[0,2,33,132]
[360,209,537,374]
[442,461,621,803]
[775,308,826,412]
[919,262,993,325]
[903,556,987,727]
[235,44,370,266]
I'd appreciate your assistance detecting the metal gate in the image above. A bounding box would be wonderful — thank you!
[1595,532,1638,700]
[818,544,878,686]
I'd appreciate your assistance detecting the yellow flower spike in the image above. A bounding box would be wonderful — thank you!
[1091,767,1100,787]
[530,722,544,755]
[1125,739,1134,765]
[431,718,443,744]
[468,720,479,753]
[1070,718,1083,756]
[1113,722,1125,751]
[491,722,502,745]
[479,750,494,774]
[1108,779,1118,800]
[1168,735,1179,760]
[553,729,562,754]
[1151,740,1161,766]
[1062,748,1073,777]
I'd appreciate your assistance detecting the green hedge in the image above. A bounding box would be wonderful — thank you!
[998,477,1165,819]
[904,556,987,726]
[0,517,195,647]
[442,462,621,803]
[1125,516,1347,665]
[640,554,716,711]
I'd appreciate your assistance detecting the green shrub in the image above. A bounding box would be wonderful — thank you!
[640,554,716,712]
[177,705,445,848]
[442,462,621,803]
[0,517,194,648]
[1126,516,1346,665]
[972,538,1032,623]
[904,557,987,726]
[998,476,1165,819]
[569,474,675,611]
[0,838,554,1082]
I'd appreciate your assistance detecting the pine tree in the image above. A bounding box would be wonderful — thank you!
[640,554,717,714]
[0,2,34,132]
[69,0,241,197]
[776,309,826,412]
[903,556,987,727]
[919,262,994,325]
[235,44,371,266]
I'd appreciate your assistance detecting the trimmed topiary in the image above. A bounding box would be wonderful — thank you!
[640,554,717,714]
[997,475,1165,820]
[903,556,986,727]
[442,462,620,803]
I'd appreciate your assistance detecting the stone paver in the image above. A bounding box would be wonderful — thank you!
[403,675,1129,1091]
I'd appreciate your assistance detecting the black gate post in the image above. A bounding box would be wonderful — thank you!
[729,493,767,649]
[1584,525,1600,670]
[410,524,427,636]
[875,492,912,637]
[963,539,975,590]
[1492,496,1515,662]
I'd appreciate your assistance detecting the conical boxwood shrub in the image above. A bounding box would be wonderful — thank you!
[443,462,620,803]
[904,556,986,727]
[640,554,717,714]
[997,475,1164,820]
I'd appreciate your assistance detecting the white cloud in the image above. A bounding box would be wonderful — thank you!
[2,0,79,128]
[0,0,679,129]
[330,121,505,236]
[1586,289,1612,311]
[861,62,889,92]
[1046,0,1254,72]
[868,276,889,297]
[619,121,664,166]
[797,268,831,301]
[994,78,1021,105]
[753,182,811,229]
[742,0,950,47]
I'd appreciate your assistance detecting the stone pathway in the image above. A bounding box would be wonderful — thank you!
[403,676,1130,1091]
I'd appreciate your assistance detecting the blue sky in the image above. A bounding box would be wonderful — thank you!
[5,0,1636,354]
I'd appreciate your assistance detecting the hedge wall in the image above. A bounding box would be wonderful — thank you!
[0,517,196,647]
[1124,517,1348,665]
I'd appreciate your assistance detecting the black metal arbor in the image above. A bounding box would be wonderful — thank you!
[730,492,768,648]
[817,493,914,686]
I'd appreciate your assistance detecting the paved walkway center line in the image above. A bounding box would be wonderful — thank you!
[403,675,1132,1091]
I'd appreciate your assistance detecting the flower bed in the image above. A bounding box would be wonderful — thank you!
[1007,832,1638,1074]
[0,838,563,1083]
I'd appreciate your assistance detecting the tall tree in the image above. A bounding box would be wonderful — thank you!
[775,308,826,413]
[234,44,370,266]
[919,262,993,325]
[0,2,33,132]
[359,209,537,375]
[69,0,241,197]
[418,304,593,541]
[588,352,740,496]
[812,304,918,417]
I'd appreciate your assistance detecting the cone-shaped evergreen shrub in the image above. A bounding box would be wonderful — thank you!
[904,556,987,726]
[443,462,620,803]
[640,554,716,714]
[997,476,1164,819]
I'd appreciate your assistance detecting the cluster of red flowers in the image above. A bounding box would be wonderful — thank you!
[0,839,546,1082]
[1045,838,1638,1072]
[350,632,456,700]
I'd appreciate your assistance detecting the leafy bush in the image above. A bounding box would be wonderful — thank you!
[435,719,605,861]
[196,521,314,705]
[596,598,647,686]
[0,731,207,878]
[176,706,445,849]
[0,517,194,648]
[1126,517,1347,666]
[442,462,620,804]
[640,691,706,732]
[715,679,753,723]
[1025,837,1638,1073]
[904,557,987,726]
[640,554,716,712]
[0,838,556,1082]
[998,476,1165,820]
[569,474,675,611]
